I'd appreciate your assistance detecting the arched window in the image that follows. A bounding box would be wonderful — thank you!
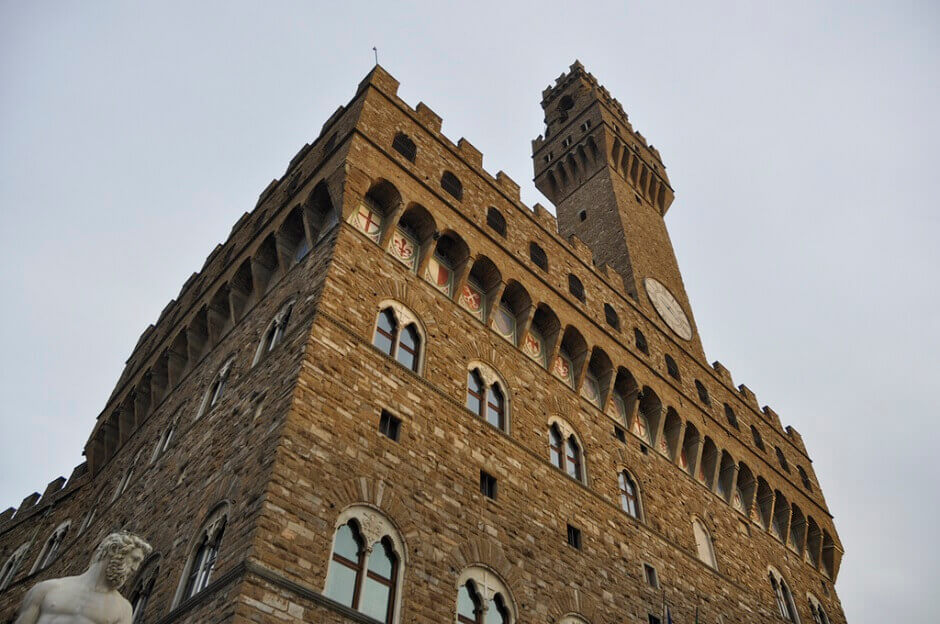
[181,511,226,600]
[374,309,397,356]
[467,370,484,415]
[151,415,178,463]
[441,171,463,200]
[619,471,641,519]
[604,303,620,330]
[694,380,710,405]
[196,360,233,419]
[723,404,739,430]
[568,274,585,302]
[31,521,70,573]
[548,420,585,484]
[808,594,830,624]
[550,425,564,470]
[665,355,680,380]
[112,448,145,502]
[487,385,506,431]
[397,326,420,371]
[129,555,160,624]
[372,305,424,373]
[768,568,801,623]
[0,542,30,590]
[692,518,717,569]
[456,566,516,624]
[486,207,507,237]
[467,366,510,432]
[776,446,791,473]
[634,328,649,355]
[77,490,103,536]
[565,438,582,481]
[392,132,417,162]
[529,242,548,271]
[751,425,766,451]
[324,506,405,623]
[253,301,294,365]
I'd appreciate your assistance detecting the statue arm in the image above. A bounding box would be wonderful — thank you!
[13,581,49,624]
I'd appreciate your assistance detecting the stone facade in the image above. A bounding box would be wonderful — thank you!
[0,62,846,624]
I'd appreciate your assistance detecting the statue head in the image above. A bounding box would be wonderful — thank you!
[90,531,152,589]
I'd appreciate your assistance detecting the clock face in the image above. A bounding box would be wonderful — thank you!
[644,278,693,341]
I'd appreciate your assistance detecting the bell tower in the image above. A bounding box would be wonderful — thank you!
[533,61,703,355]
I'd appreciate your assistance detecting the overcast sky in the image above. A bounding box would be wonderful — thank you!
[1,1,937,621]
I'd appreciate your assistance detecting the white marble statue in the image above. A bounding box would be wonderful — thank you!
[14,531,152,624]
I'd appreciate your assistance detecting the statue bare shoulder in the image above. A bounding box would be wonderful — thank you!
[14,531,150,624]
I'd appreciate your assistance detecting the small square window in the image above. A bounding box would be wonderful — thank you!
[614,426,626,443]
[640,443,649,456]
[480,471,497,500]
[566,524,582,550]
[644,563,659,588]
[648,615,662,624]
[378,410,401,441]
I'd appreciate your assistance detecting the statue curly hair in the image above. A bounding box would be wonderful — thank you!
[91,532,152,588]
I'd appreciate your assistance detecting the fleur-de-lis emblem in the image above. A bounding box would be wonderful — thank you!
[462,285,481,310]
[394,236,414,260]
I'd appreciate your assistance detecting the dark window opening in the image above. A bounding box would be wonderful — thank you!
[724,404,740,430]
[578,209,587,222]
[568,274,585,302]
[486,207,507,237]
[392,132,417,162]
[566,524,582,550]
[751,425,766,451]
[379,410,401,442]
[604,303,620,330]
[634,328,649,355]
[665,355,680,380]
[614,426,626,443]
[798,466,814,492]
[480,471,497,500]
[529,242,548,271]
[644,563,659,588]
[695,380,711,405]
[441,171,463,200]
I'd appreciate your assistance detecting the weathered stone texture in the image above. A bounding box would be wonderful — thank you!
[0,63,845,624]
